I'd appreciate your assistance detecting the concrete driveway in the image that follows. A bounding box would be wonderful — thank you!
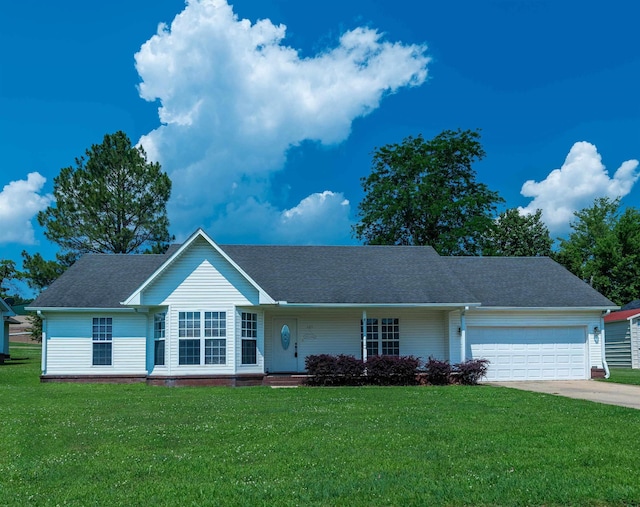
[489,380,640,410]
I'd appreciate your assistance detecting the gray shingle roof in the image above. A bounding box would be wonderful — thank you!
[30,242,616,309]
[30,253,169,308]
[445,256,614,307]
[220,245,477,304]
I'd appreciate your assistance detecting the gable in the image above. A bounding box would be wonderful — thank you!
[141,236,260,306]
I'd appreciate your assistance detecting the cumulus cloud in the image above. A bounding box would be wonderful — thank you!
[519,141,639,234]
[134,0,429,242]
[211,191,352,244]
[0,172,52,245]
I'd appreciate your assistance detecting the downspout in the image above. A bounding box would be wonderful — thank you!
[37,310,47,375]
[460,306,468,363]
[601,310,610,379]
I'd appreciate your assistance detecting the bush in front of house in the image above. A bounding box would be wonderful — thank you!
[424,356,453,385]
[336,354,365,385]
[304,354,490,386]
[365,355,421,385]
[453,358,490,385]
[304,354,365,386]
[304,354,338,385]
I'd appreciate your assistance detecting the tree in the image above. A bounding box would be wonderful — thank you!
[481,208,553,256]
[37,131,173,256]
[0,260,19,300]
[554,197,640,305]
[353,129,504,255]
[21,251,76,293]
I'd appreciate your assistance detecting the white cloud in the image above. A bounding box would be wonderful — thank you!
[0,172,52,245]
[134,0,429,242]
[519,141,639,234]
[211,190,352,244]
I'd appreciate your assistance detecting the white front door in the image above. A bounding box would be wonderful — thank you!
[272,318,298,372]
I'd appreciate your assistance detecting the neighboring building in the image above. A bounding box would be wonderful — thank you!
[29,229,616,384]
[604,303,640,368]
[1,299,18,362]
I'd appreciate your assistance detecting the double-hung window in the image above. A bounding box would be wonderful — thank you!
[92,317,112,366]
[154,313,166,366]
[204,312,226,364]
[361,317,399,357]
[178,311,227,365]
[241,312,258,365]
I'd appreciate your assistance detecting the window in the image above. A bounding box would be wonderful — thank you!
[241,312,258,365]
[154,313,166,366]
[92,317,112,366]
[381,318,400,355]
[205,311,226,364]
[361,317,399,357]
[178,311,227,365]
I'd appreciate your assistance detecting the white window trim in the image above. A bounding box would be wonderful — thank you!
[177,310,228,366]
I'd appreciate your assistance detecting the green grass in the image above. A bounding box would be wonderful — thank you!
[3,344,640,506]
[600,367,640,386]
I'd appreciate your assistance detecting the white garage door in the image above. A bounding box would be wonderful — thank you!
[467,327,587,381]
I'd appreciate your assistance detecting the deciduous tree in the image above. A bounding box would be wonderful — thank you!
[555,197,640,305]
[353,129,503,255]
[481,208,553,257]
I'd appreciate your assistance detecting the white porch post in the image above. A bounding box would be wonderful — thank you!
[460,307,467,362]
[362,310,367,363]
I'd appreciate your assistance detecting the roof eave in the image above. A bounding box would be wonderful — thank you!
[275,302,482,308]
[470,305,618,312]
[26,307,137,313]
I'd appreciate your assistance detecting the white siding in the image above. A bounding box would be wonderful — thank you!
[44,312,147,375]
[451,309,604,380]
[142,237,259,307]
[264,308,448,372]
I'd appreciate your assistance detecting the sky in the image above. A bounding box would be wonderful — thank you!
[1,0,639,272]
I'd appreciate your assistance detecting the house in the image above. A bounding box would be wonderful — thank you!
[604,301,640,368]
[28,229,616,384]
[1,298,18,362]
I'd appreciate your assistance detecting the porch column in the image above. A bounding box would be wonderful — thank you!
[460,307,467,362]
[362,310,367,363]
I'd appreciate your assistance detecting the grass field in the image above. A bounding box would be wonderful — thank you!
[601,367,640,386]
[3,343,640,506]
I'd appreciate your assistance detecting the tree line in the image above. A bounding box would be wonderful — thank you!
[2,129,638,319]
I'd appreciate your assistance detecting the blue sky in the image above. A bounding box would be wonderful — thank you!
[1,0,639,271]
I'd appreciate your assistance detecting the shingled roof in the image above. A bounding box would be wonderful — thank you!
[445,256,614,308]
[220,245,477,305]
[30,240,616,309]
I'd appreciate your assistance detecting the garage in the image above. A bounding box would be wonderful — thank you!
[467,326,588,381]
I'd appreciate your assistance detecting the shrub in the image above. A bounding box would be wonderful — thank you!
[305,354,365,386]
[305,354,338,386]
[366,355,421,385]
[335,354,365,385]
[454,358,490,385]
[424,356,452,385]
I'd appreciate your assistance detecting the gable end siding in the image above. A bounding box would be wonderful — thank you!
[142,238,260,307]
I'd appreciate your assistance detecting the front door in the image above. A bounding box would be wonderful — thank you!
[272,318,298,372]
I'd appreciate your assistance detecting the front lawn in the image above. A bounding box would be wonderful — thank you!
[2,344,640,506]
[600,367,640,386]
